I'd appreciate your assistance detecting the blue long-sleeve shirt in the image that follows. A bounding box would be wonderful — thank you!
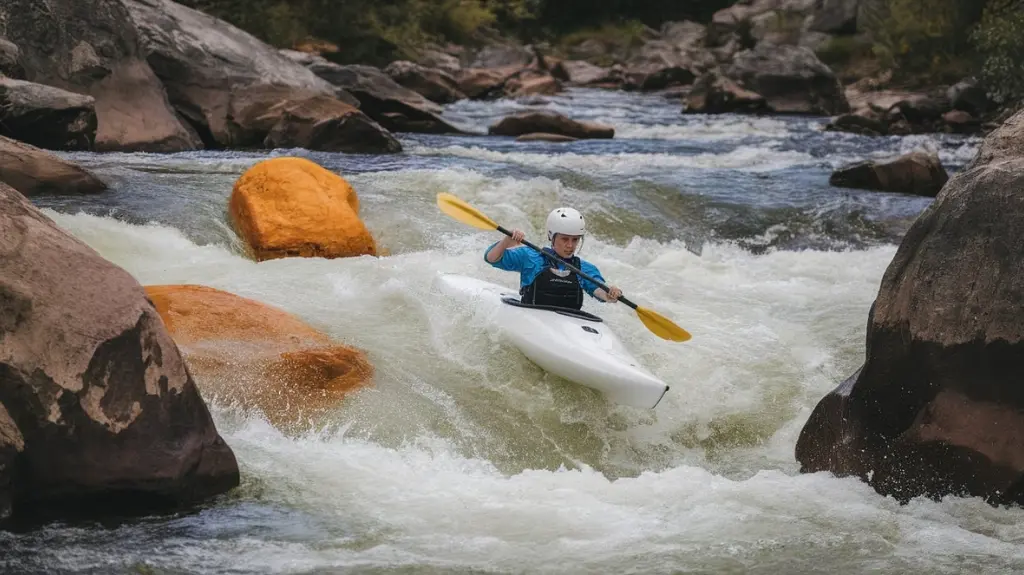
[484,242,607,299]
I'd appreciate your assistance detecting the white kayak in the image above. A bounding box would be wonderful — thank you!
[435,274,670,409]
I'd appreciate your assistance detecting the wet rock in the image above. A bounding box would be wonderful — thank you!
[727,44,849,115]
[261,95,401,154]
[0,78,96,150]
[145,284,374,431]
[825,112,887,136]
[229,157,377,261]
[0,0,200,152]
[384,60,465,104]
[308,63,464,134]
[0,136,107,195]
[489,111,614,139]
[515,132,578,143]
[797,115,1024,503]
[0,182,238,523]
[125,0,361,149]
[829,151,948,197]
[683,71,768,114]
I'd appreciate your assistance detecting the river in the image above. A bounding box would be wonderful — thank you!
[4,88,1022,574]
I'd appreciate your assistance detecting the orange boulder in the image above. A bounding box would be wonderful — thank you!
[229,157,377,261]
[146,284,373,428]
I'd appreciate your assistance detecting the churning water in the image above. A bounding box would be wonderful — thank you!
[5,88,1022,574]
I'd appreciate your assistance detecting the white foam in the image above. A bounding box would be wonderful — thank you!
[410,144,817,173]
[611,117,793,141]
[24,122,1008,571]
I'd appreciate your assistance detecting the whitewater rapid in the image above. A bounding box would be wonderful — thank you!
[5,88,1023,574]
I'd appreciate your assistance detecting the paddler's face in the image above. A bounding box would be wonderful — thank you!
[552,234,580,258]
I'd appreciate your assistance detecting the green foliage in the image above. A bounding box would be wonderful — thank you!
[815,35,873,68]
[179,0,736,63]
[558,20,651,65]
[971,0,1024,105]
[859,0,983,83]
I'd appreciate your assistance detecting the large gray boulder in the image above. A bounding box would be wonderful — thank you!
[0,181,239,522]
[726,44,849,115]
[0,0,200,152]
[796,108,1024,505]
[125,0,373,150]
[308,63,465,134]
[0,78,96,150]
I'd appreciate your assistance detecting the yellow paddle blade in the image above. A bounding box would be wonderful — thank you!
[437,193,499,231]
[636,306,691,342]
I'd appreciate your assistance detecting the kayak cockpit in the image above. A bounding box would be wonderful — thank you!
[500,297,603,322]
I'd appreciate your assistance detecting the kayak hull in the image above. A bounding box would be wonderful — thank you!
[436,274,670,409]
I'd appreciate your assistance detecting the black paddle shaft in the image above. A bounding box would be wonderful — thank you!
[496,225,638,310]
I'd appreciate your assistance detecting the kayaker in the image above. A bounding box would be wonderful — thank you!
[484,207,622,310]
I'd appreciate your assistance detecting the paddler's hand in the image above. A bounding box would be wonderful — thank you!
[504,228,525,247]
[606,286,622,302]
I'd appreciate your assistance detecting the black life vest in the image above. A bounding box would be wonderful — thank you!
[520,252,583,310]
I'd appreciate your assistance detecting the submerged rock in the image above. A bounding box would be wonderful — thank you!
[489,111,614,139]
[145,284,374,430]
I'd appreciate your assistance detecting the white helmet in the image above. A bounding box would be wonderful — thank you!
[546,207,586,241]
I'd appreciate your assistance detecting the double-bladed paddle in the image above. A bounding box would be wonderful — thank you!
[436,192,691,343]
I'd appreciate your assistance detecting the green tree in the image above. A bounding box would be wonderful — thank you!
[971,0,1024,105]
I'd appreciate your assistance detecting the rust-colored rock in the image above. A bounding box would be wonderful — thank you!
[145,284,374,429]
[0,182,238,524]
[229,157,377,261]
